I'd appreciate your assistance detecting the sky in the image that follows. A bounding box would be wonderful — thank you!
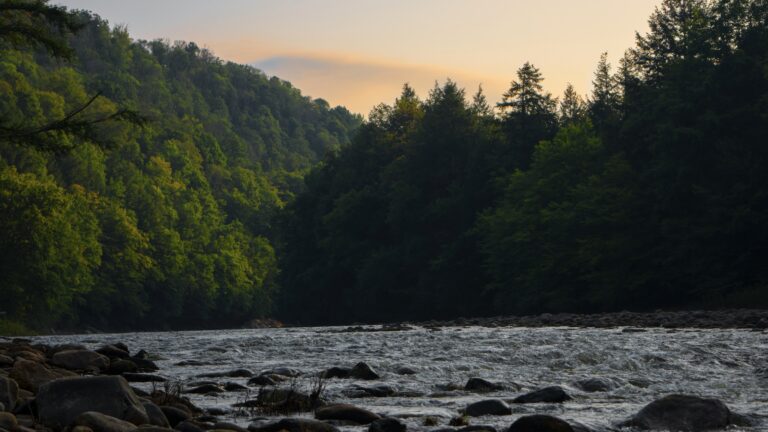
[57,0,662,115]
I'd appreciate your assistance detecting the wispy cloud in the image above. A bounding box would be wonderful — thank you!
[252,55,511,115]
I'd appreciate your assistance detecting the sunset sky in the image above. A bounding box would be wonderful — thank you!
[57,0,662,115]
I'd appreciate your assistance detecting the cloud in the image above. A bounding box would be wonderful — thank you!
[251,55,510,115]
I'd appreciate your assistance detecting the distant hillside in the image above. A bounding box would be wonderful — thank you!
[0,8,361,332]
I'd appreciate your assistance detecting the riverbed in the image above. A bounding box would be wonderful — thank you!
[35,325,768,431]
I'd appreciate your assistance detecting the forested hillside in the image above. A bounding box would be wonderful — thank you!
[0,4,361,331]
[278,0,768,324]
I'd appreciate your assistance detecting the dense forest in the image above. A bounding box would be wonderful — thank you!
[0,1,361,331]
[2,0,767,331]
[278,0,768,324]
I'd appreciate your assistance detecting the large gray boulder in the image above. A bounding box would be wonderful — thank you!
[52,350,110,372]
[36,376,148,429]
[464,399,512,416]
[74,411,138,432]
[513,386,571,403]
[0,377,18,412]
[508,415,574,432]
[9,358,75,392]
[623,394,733,431]
[249,418,340,432]
[315,404,381,424]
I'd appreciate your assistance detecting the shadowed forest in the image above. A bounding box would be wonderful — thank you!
[1,0,767,331]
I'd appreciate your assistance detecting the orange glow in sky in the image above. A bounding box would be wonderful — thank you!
[57,0,662,115]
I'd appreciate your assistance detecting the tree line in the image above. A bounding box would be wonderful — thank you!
[277,0,768,324]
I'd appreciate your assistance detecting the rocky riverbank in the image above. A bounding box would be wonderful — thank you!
[334,309,768,333]
[0,335,762,432]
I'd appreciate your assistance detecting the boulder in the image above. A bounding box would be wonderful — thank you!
[458,426,496,432]
[108,359,139,375]
[52,350,110,372]
[198,369,254,379]
[0,355,15,367]
[214,421,248,432]
[513,386,571,404]
[464,399,512,416]
[130,358,159,372]
[0,412,17,430]
[260,367,301,378]
[36,376,148,429]
[508,415,574,432]
[350,363,379,380]
[395,367,416,376]
[142,402,170,428]
[9,359,73,392]
[122,373,166,383]
[159,406,189,427]
[574,378,616,393]
[369,418,406,432]
[0,377,18,412]
[346,384,397,398]
[224,382,249,392]
[185,384,224,394]
[175,421,206,432]
[74,412,138,432]
[623,394,732,431]
[248,375,277,386]
[97,345,131,359]
[315,404,381,424]
[322,367,351,379]
[465,378,503,393]
[248,418,340,432]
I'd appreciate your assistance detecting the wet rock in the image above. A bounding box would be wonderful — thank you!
[322,367,351,379]
[395,367,417,375]
[108,359,139,375]
[131,358,159,372]
[9,359,74,392]
[345,384,397,398]
[465,378,503,393]
[0,355,14,367]
[251,388,314,410]
[449,416,469,426]
[508,415,574,432]
[315,404,381,424]
[206,407,229,416]
[51,349,110,372]
[369,418,406,432]
[224,382,249,392]
[36,376,148,429]
[0,377,18,412]
[458,426,496,432]
[513,386,571,403]
[214,421,248,432]
[622,394,732,431]
[0,412,17,430]
[159,406,189,427]
[122,373,166,383]
[142,402,170,428]
[175,421,206,432]
[97,345,131,359]
[248,375,277,386]
[261,367,301,378]
[74,411,138,432]
[248,418,340,432]
[186,384,224,394]
[137,427,174,432]
[199,369,254,379]
[350,363,379,380]
[574,378,616,393]
[464,399,512,416]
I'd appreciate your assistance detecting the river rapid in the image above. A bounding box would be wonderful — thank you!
[36,325,768,431]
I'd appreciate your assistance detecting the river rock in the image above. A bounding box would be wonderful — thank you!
[97,345,131,359]
[159,406,189,427]
[122,373,166,382]
[108,359,139,375]
[52,349,110,372]
[464,399,511,416]
[248,418,340,432]
[175,421,206,432]
[74,411,138,432]
[350,363,379,380]
[0,355,14,367]
[458,426,496,432]
[395,367,416,375]
[9,359,73,392]
[513,386,572,403]
[131,357,159,372]
[214,421,248,432]
[0,377,18,412]
[622,394,732,431]
[0,412,17,429]
[465,378,503,393]
[186,384,224,394]
[224,382,249,392]
[508,415,574,432]
[346,383,397,398]
[142,402,170,428]
[574,378,616,393]
[316,404,381,424]
[248,375,277,386]
[261,367,301,378]
[36,376,148,429]
[322,367,351,379]
[369,418,406,432]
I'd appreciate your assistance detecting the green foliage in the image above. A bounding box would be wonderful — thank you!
[0,7,360,331]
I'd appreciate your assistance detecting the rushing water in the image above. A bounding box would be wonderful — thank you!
[37,326,768,431]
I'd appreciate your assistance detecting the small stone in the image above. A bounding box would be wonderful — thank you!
[369,418,406,432]
[350,363,379,380]
[315,404,381,424]
[508,415,574,432]
[464,399,512,416]
[513,386,572,404]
